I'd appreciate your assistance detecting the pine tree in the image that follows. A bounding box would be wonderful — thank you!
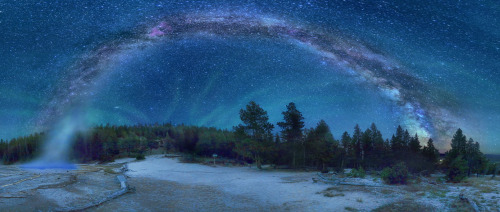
[370,123,384,151]
[422,138,439,163]
[447,155,468,182]
[445,129,488,179]
[445,128,468,168]
[409,133,421,153]
[403,130,411,151]
[468,139,488,177]
[237,101,274,140]
[277,102,305,168]
[361,128,373,167]
[307,120,335,172]
[391,125,404,153]
[466,138,475,176]
[370,123,385,168]
[341,132,351,152]
[234,101,274,169]
[450,128,467,156]
[340,131,351,168]
[352,124,362,168]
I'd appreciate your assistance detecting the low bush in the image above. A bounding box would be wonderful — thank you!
[381,162,409,184]
[136,154,146,160]
[334,167,344,174]
[179,154,201,163]
[446,156,467,182]
[348,167,366,178]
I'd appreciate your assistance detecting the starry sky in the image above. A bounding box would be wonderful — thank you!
[0,0,499,153]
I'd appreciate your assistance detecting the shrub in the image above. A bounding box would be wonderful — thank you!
[380,168,391,182]
[486,163,497,176]
[179,154,201,163]
[436,177,445,184]
[381,162,409,184]
[446,156,467,182]
[345,207,357,211]
[334,167,345,174]
[136,154,146,160]
[348,167,366,178]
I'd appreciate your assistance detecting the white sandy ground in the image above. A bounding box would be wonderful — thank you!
[124,155,392,211]
[2,155,499,211]
[119,155,500,211]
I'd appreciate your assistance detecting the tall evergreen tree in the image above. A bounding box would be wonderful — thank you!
[370,123,385,168]
[352,124,362,168]
[307,120,335,172]
[340,132,351,152]
[370,123,384,152]
[234,101,274,169]
[402,130,411,151]
[391,125,404,153]
[450,128,467,156]
[445,128,488,180]
[361,128,373,166]
[277,102,305,168]
[340,131,351,169]
[422,138,439,163]
[466,137,475,176]
[467,139,488,177]
[236,101,274,140]
[409,133,421,153]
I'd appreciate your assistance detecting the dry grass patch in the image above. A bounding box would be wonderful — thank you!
[325,186,343,192]
[416,191,426,196]
[465,177,499,194]
[344,206,358,211]
[324,193,345,198]
[403,184,423,193]
[104,167,118,174]
[373,199,437,212]
[317,186,345,198]
[450,199,477,212]
[477,185,496,193]
[428,189,447,198]
[380,189,392,195]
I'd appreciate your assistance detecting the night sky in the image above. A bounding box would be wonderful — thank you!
[0,0,499,153]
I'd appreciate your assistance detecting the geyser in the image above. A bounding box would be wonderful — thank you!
[22,112,86,169]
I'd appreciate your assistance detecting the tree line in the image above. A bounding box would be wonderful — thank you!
[0,101,496,181]
[232,101,441,173]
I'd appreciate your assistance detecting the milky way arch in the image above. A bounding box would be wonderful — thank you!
[36,12,458,144]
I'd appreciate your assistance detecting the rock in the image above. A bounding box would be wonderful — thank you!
[459,193,465,200]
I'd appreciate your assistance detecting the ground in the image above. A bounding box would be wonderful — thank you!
[1,155,499,211]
